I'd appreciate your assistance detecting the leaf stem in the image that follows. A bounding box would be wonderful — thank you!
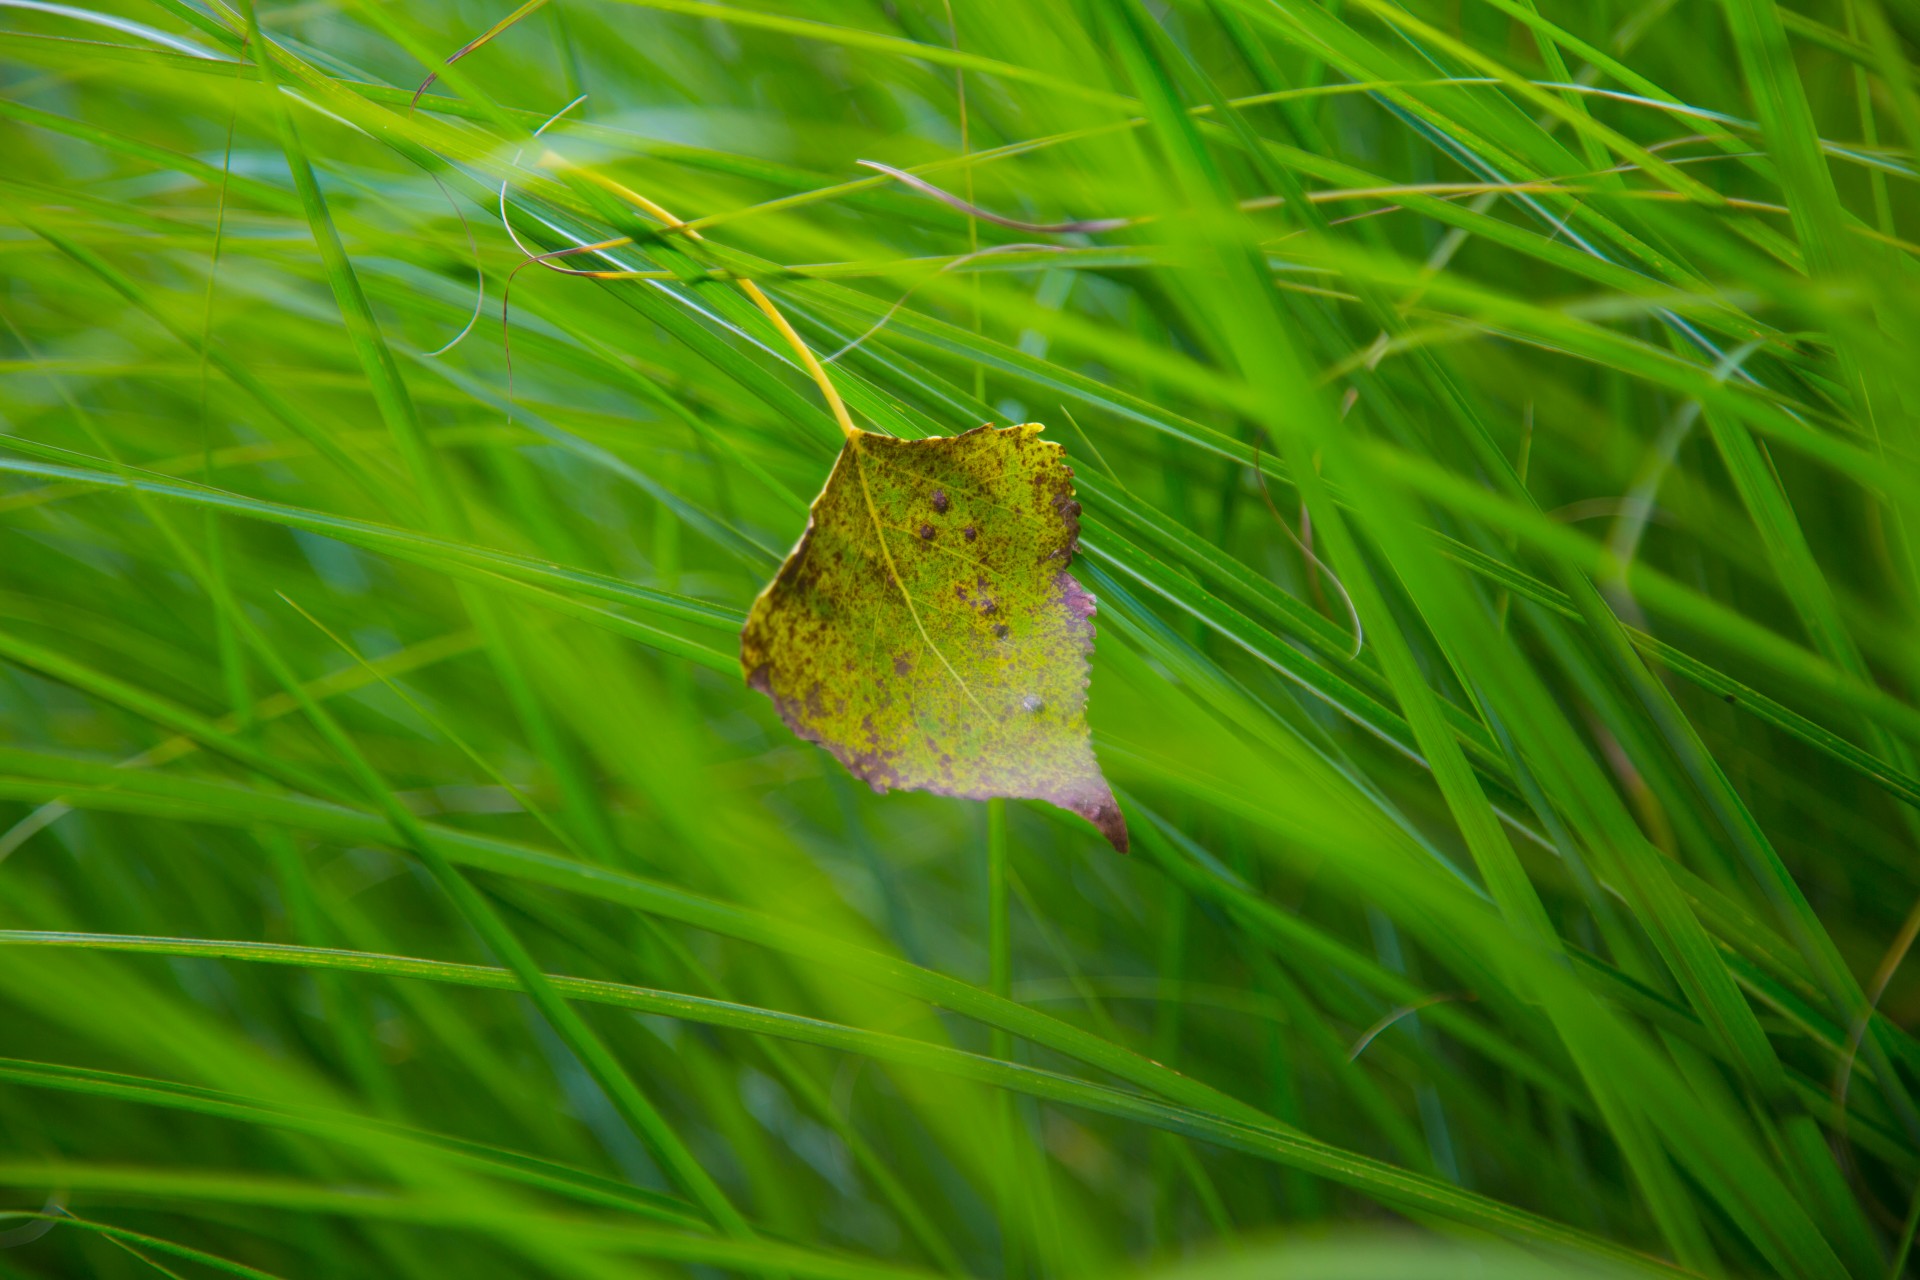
[557,165,858,440]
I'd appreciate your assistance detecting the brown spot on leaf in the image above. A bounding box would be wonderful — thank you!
[963,526,978,542]
[931,490,950,514]
[919,523,935,541]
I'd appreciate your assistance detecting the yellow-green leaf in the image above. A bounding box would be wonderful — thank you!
[741,424,1126,851]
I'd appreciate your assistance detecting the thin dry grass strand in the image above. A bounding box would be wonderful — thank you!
[411,0,555,106]
[0,1190,67,1249]
[1251,434,1364,660]
[422,171,485,358]
[825,243,1069,363]
[1058,404,1119,482]
[0,0,218,57]
[495,94,589,424]
[1829,896,1920,1207]
[856,160,1138,235]
[1348,992,1476,1062]
[0,803,71,866]
[1604,339,1764,586]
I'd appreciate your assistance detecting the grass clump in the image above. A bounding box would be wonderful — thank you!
[2,0,1920,1276]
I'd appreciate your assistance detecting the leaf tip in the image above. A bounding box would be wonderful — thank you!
[1070,786,1129,854]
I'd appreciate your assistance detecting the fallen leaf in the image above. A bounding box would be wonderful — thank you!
[741,423,1126,851]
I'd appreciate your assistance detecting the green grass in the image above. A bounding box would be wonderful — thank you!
[1,0,1919,1274]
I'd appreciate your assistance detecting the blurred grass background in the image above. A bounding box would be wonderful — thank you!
[3,0,1920,1275]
